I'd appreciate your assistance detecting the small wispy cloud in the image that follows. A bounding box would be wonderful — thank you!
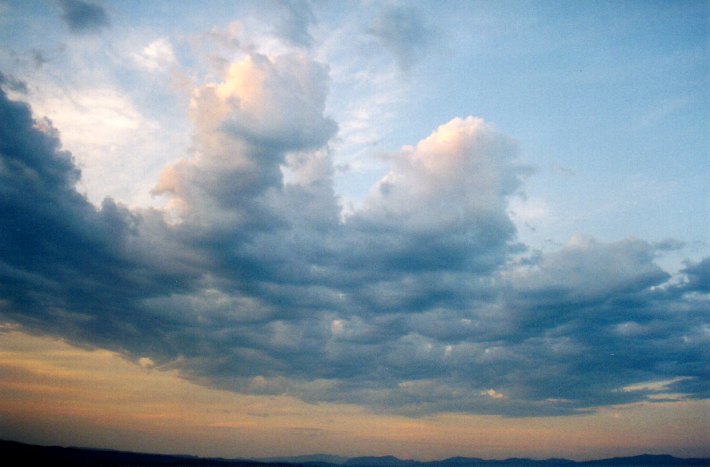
[633,97,690,131]
[368,5,434,72]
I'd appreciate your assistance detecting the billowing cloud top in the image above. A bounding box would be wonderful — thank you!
[0,40,708,419]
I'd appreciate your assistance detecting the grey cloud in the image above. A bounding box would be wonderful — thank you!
[271,0,316,48]
[245,0,316,49]
[681,257,710,293]
[504,236,670,317]
[31,50,50,69]
[0,72,28,93]
[1,57,708,419]
[58,0,109,33]
[0,83,200,360]
[369,5,433,71]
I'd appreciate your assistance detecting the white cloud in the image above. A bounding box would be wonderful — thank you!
[481,389,506,399]
[154,52,337,223]
[132,38,177,73]
[358,116,522,232]
[622,377,691,393]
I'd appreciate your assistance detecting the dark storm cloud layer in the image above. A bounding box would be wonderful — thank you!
[0,84,199,356]
[58,0,109,33]
[0,55,708,418]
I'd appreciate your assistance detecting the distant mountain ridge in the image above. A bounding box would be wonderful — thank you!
[1,440,708,466]
[259,454,349,465]
[341,455,709,466]
[345,456,421,466]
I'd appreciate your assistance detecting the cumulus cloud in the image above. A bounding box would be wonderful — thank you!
[154,52,338,226]
[0,56,708,419]
[58,0,109,33]
[348,117,523,275]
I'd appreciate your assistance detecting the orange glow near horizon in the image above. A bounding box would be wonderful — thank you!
[0,330,708,461]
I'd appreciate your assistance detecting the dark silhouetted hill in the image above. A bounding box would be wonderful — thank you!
[342,453,709,467]
[0,440,296,466]
[1,440,708,466]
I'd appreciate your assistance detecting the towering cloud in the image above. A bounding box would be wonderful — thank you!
[154,52,337,226]
[352,117,523,274]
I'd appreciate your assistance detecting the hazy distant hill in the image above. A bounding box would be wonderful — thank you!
[1,440,708,467]
[259,454,349,465]
[345,456,421,466]
[577,454,710,466]
[341,454,710,467]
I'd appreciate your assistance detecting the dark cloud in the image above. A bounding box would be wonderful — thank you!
[369,5,434,71]
[0,83,200,359]
[0,54,708,419]
[58,0,109,33]
[682,257,710,293]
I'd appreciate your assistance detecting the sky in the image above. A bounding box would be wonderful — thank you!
[0,0,708,461]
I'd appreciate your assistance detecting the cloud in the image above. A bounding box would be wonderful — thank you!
[0,83,201,358]
[368,5,433,71]
[154,52,338,225]
[0,72,28,94]
[505,235,670,311]
[132,38,177,73]
[681,257,710,293]
[270,0,317,48]
[58,0,109,33]
[353,117,522,270]
[0,56,708,419]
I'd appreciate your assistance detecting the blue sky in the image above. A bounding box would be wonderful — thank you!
[0,0,708,460]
